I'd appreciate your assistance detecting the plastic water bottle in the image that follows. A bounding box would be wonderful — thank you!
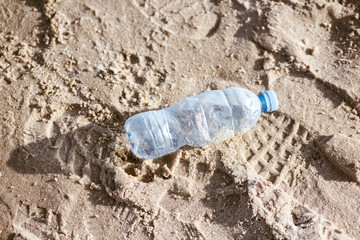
[125,87,278,159]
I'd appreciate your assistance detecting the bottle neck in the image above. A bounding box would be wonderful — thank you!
[258,93,268,113]
[258,90,279,113]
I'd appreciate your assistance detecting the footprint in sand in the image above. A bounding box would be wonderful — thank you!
[223,111,311,187]
[132,0,220,39]
[13,105,112,182]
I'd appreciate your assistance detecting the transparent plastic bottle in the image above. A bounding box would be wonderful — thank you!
[125,87,278,159]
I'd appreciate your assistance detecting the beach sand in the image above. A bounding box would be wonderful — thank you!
[1,0,360,239]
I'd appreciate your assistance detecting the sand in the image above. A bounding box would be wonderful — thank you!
[1,0,360,239]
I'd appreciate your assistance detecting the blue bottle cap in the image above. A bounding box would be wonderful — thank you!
[258,90,278,113]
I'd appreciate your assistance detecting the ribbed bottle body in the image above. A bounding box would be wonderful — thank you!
[125,87,262,159]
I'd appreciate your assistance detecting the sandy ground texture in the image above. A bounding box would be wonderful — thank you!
[1,0,360,239]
